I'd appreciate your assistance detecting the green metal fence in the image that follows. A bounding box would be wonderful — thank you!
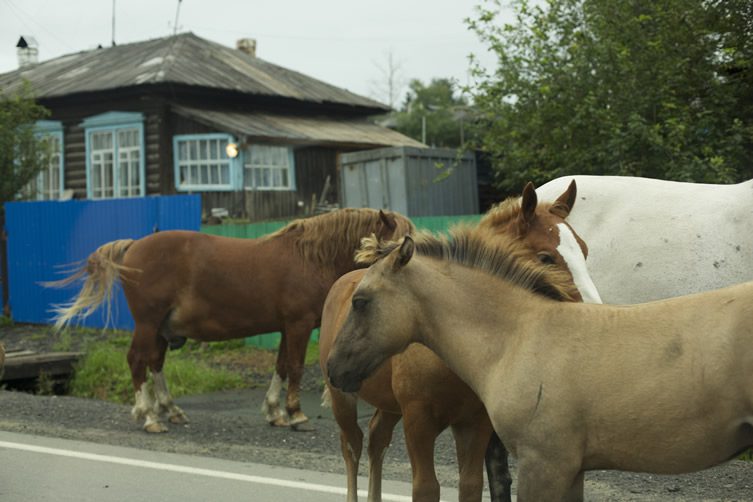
[200,214,482,349]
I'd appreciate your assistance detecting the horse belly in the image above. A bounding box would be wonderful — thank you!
[584,416,753,474]
[168,300,281,341]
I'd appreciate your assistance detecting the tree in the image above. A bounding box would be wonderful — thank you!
[0,82,50,315]
[369,49,407,110]
[0,82,50,207]
[394,78,471,148]
[467,0,753,194]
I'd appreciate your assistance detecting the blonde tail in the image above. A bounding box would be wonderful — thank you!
[45,239,136,331]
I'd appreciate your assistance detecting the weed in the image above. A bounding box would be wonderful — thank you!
[51,329,74,351]
[305,341,319,366]
[35,371,56,395]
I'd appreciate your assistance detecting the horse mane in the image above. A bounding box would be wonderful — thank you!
[357,225,578,302]
[265,208,414,268]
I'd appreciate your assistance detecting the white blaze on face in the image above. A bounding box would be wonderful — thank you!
[556,223,603,304]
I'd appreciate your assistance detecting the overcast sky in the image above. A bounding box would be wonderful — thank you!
[0,0,508,107]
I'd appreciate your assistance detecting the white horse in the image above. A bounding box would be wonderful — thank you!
[537,175,753,303]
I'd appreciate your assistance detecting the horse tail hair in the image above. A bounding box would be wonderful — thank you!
[45,239,136,331]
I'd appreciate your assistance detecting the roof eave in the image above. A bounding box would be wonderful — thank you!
[36,82,389,116]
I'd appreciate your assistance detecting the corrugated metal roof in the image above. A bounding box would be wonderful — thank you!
[0,32,388,112]
[172,105,426,149]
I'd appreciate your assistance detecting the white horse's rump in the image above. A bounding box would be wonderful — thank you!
[538,175,753,304]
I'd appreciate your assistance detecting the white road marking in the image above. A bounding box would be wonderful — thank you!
[0,440,415,502]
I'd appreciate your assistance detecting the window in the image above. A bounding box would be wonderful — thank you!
[173,134,234,191]
[82,112,145,199]
[244,144,295,191]
[24,121,64,200]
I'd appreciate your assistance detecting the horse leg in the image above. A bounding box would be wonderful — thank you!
[565,471,585,502]
[128,322,168,433]
[367,409,402,502]
[402,403,443,502]
[283,318,316,430]
[152,370,188,425]
[262,332,289,427]
[485,432,513,502]
[329,387,363,502]
[451,418,494,502]
[515,448,582,502]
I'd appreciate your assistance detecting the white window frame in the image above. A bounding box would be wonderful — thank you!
[82,112,145,199]
[25,120,64,200]
[243,144,296,191]
[173,134,236,191]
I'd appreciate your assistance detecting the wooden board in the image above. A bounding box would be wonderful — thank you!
[1,351,83,382]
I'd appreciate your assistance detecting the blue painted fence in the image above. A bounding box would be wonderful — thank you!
[5,195,201,329]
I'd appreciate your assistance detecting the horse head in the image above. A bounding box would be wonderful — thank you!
[327,235,418,393]
[480,180,602,304]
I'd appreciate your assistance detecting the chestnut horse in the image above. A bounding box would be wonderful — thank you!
[50,208,413,432]
[319,182,601,502]
[327,231,753,502]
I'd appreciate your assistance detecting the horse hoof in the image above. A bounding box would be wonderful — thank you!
[269,416,290,427]
[169,413,189,425]
[290,420,314,432]
[144,422,168,433]
[289,411,311,431]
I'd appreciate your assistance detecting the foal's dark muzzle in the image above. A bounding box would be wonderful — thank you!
[326,358,364,393]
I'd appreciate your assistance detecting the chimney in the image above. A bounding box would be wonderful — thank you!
[16,35,39,68]
[236,38,256,57]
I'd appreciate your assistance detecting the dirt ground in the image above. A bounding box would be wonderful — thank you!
[1,323,753,501]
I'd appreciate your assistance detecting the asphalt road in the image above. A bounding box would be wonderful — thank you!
[0,430,474,502]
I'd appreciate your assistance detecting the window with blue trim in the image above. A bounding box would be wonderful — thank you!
[244,145,295,191]
[174,134,234,191]
[22,120,64,200]
[82,112,145,199]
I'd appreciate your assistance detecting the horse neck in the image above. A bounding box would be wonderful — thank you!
[408,259,548,400]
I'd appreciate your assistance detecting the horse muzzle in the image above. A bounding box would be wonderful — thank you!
[326,359,364,393]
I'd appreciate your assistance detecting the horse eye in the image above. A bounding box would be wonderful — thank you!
[352,298,369,311]
[537,253,556,265]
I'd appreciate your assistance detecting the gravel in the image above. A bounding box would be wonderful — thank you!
[1,324,753,501]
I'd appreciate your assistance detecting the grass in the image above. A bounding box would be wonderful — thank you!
[60,328,318,405]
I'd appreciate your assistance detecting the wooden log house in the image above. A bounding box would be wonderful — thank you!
[0,33,424,221]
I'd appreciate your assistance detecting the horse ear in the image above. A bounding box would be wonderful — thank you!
[394,235,415,270]
[379,210,397,232]
[516,182,538,235]
[550,180,577,218]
